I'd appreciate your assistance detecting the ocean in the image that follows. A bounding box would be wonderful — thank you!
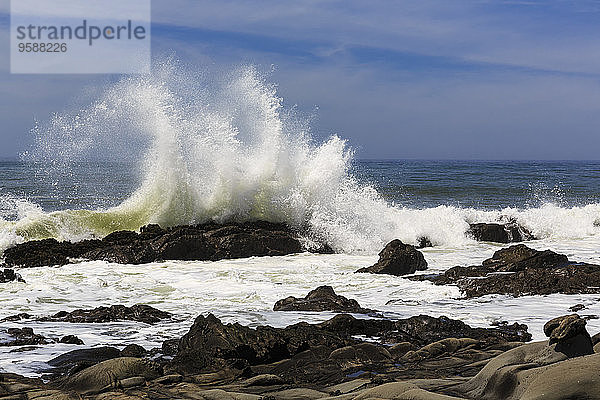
[0,65,599,376]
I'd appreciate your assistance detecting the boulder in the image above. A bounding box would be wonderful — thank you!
[273,286,372,313]
[467,222,535,243]
[356,239,427,276]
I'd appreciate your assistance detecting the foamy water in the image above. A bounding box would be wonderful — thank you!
[0,60,599,376]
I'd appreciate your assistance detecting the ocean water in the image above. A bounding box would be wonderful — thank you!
[0,63,599,376]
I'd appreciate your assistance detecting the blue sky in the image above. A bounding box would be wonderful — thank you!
[1,0,600,159]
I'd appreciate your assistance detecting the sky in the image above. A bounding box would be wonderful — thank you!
[1,0,600,160]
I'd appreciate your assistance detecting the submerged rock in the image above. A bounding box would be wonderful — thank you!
[0,268,24,283]
[1,327,49,346]
[273,286,373,313]
[467,222,535,243]
[355,239,427,276]
[3,221,306,268]
[413,244,600,298]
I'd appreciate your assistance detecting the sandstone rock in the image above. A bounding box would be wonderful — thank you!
[47,347,122,376]
[356,239,427,276]
[59,357,162,395]
[273,286,372,313]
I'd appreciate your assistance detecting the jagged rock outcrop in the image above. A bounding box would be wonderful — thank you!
[2,221,305,267]
[356,239,427,276]
[273,286,373,313]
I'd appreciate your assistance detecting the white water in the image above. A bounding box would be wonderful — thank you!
[0,61,599,376]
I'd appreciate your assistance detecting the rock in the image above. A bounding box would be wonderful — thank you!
[171,313,351,374]
[569,303,586,312]
[1,327,49,346]
[59,335,84,345]
[413,244,600,298]
[3,221,306,268]
[0,269,24,283]
[355,239,427,276]
[273,286,372,313]
[543,314,593,356]
[416,236,433,249]
[170,313,530,377]
[120,344,147,357]
[46,347,122,376]
[39,304,171,324]
[457,314,595,400]
[59,357,162,395]
[467,222,535,243]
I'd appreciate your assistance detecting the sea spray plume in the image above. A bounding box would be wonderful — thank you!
[4,60,406,251]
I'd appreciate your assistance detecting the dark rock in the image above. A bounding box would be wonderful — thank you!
[3,221,306,268]
[412,244,600,298]
[1,327,49,346]
[171,313,352,374]
[121,344,147,357]
[1,312,32,322]
[162,339,179,356]
[467,222,535,243]
[273,286,372,313]
[39,304,171,324]
[569,303,586,312]
[170,313,530,375]
[355,239,427,276]
[543,314,594,356]
[46,346,122,376]
[0,268,24,283]
[60,335,84,345]
[416,236,433,249]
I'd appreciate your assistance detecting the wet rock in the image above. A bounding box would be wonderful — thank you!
[47,347,122,376]
[569,303,586,312]
[171,313,352,374]
[467,222,535,243]
[413,244,600,298]
[59,357,162,395]
[60,335,84,345]
[1,327,49,346]
[356,239,427,276]
[416,236,433,249]
[170,313,530,377]
[3,221,306,267]
[273,286,373,313]
[39,304,171,324]
[0,268,24,283]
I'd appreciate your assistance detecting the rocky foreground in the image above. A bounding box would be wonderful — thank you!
[1,300,599,400]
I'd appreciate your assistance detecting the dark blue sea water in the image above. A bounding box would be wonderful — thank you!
[1,160,598,219]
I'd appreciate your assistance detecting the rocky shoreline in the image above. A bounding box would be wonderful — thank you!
[2,220,600,399]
